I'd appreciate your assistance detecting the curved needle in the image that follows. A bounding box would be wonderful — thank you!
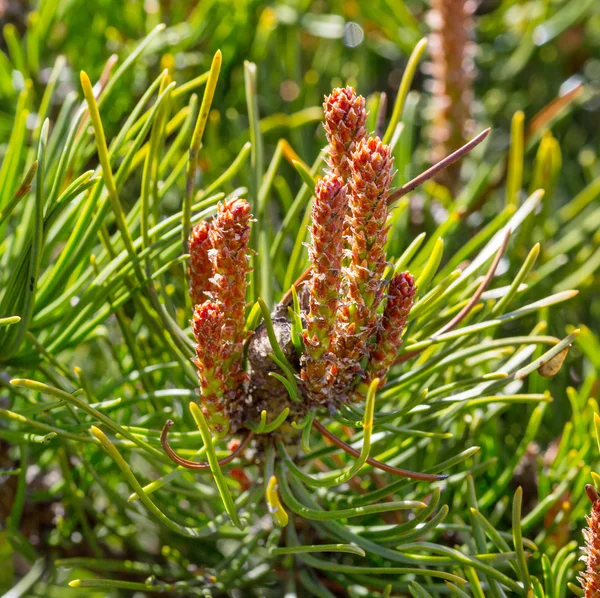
[161,419,253,470]
[313,420,447,482]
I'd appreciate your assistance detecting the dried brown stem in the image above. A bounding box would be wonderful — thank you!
[526,83,583,140]
[160,420,253,470]
[313,419,447,482]
[280,265,312,306]
[387,128,490,206]
[99,54,119,90]
[586,484,599,505]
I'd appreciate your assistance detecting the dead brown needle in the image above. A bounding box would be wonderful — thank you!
[313,419,447,482]
[161,419,253,470]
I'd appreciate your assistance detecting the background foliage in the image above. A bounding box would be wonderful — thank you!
[0,0,599,596]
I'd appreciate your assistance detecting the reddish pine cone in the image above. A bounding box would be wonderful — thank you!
[323,87,367,180]
[301,174,347,403]
[188,220,213,305]
[580,485,600,597]
[209,197,252,326]
[366,272,415,385]
[334,136,394,396]
[192,301,229,434]
[208,197,252,398]
[426,0,476,191]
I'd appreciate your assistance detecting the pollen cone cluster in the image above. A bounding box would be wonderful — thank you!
[580,485,600,597]
[187,88,417,426]
[301,88,415,406]
[427,0,476,192]
[188,220,212,305]
[188,198,252,433]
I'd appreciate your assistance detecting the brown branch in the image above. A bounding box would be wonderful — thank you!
[160,419,253,470]
[279,265,312,306]
[586,484,599,505]
[394,350,420,365]
[98,54,119,93]
[387,128,491,206]
[526,83,583,140]
[313,419,447,482]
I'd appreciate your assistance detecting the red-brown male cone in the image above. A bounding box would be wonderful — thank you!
[188,220,213,306]
[208,197,252,345]
[189,198,253,432]
[192,301,228,433]
[301,173,347,403]
[323,87,367,180]
[581,484,600,597]
[332,135,395,398]
[367,272,416,385]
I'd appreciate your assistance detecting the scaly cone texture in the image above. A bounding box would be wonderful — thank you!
[188,220,213,305]
[427,0,476,192]
[301,174,347,403]
[188,198,252,432]
[192,302,229,434]
[323,87,367,181]
[580,485,600,597]
[365,272,415,386]
[208,198,252,408]
[334,136,394,397]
